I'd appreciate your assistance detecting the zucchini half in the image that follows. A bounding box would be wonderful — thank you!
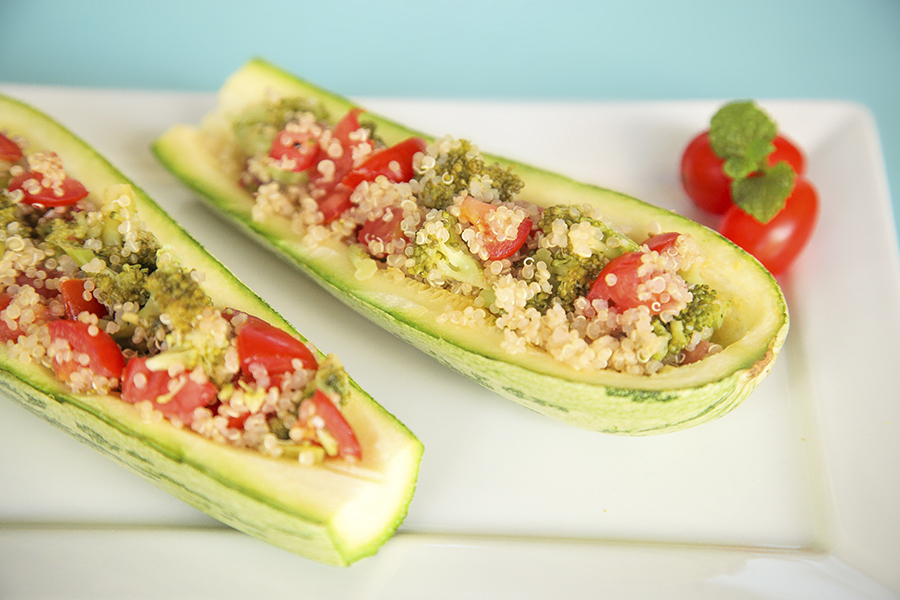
[0,92,423,566]
[153,58,789,435]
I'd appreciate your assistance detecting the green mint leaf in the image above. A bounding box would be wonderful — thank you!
[731,162,796,223]
[722,155,758,180]
[708,101,777,160]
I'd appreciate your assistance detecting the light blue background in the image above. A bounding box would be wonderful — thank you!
[1,0,898,236]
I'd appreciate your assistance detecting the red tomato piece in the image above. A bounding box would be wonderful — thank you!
[47,319,125,383]
[586,235,685,314]
[7,170,89,207]
[358,206,408,256]
[309,108,370,195]
[0,293,20,342]
[268,129,321,172]
[0,292,54,341]
[644,232,681,253]
[1,132,23,162]
[458,196,533,260]
[342,137,427,189]
[770,135,806,175]
[305,389,362,460]
[121,357,217,425]
[719,177,819,275]
[59,279,108,320]
[680,131,806,214]
[317,184,354,224]
[235,314,318,384]
[15,271,62,299]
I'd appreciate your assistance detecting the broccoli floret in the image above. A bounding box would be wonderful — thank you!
[135,248,234,382]
[407,210,487,290]
[140,248,214,338]
[652,284,728,362]
[305,353,350,405]
[417,138,523,209]
[0,196,29,239]
[532,205,640,311]
[91,263,148,307]
[233,96,329,158]
[539,247,607,311]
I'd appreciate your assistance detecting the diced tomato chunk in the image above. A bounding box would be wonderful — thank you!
[7,164,89,207]
[0,293,19,341]
[342,137,426,189]
[1,132,23,162]
[235,314,318,384]
[586,234,690,315]
[303,389,362,460]
[121,357,217,425]
[309,108,371,195]
[0,292,54,341]
[47,319,125,383]
[358,206,408,255]
[644,232,681,253]
[268,129,321,172]
[59,278,108,320]
[317,184,354,224]
[458,196,533,260]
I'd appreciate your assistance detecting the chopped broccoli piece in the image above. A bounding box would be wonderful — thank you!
[305,354,350,405]
[140,248,214,338]
[406,210,487,290]
[92,263,149,307]
[542,248,607,311]
[416,138,523,209]
[532,204,639,310]
[233,96,329,158]
[652,284,728,362]
[0,196,30,240]
[135,249,234,381]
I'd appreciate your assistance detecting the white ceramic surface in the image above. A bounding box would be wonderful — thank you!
[0,86,897,599]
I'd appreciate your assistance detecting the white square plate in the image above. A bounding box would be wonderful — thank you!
[1,85,898,599]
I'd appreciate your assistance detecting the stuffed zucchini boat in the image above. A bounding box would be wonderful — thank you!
[153,58,789,435]
[0,92,423,566]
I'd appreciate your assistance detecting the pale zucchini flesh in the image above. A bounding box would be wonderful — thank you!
[0,92,423,566]
[153,58,789,435]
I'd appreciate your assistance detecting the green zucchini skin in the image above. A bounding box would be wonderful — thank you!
[0,92,423,566]
[153,58,789,435]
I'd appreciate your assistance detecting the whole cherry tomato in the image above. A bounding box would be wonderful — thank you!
[719,177,819,275]
[680,131,806,214]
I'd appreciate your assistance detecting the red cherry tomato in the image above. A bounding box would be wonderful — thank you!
[342,137,427,189]
[719,177,818,275]
[268,129,321,172]
[304,389,362,460]
[235,314,318,384]
[1,132,23,162]
[458,196,533,260]
[358,206,408,256]
[59,279,108,320]
[7,170,89,207]
[47,319,125,383]
[121,356,217,425]
[586,233,683,314]
[680,131,805,214]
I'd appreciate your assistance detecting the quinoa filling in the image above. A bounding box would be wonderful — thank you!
[222,98,730,376]
[0,130,362,464]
